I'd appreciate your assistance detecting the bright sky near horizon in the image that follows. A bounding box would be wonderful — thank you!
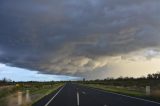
[0,63,81,81]
[0,0,160,81]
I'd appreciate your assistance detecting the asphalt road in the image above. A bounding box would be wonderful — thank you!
[33,83,160,106]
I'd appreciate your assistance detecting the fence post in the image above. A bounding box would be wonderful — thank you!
[26,90,31,103]
[18,91,23,106]
[146,86,150,96]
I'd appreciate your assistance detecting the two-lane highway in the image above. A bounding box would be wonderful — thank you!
[33,83,160,106]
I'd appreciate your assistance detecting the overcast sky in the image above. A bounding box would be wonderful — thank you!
[0,0,160,81]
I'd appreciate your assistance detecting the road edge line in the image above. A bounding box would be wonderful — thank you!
[109,91,160,105]
[44,84,65,106]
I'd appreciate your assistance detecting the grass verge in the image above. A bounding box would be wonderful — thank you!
[31,83,63,104]
[80,83,160,102]
[0,83,64,106]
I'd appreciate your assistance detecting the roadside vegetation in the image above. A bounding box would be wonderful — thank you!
[0,80,64,106]
[78,72,160,102]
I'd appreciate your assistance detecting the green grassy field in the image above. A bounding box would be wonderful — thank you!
[0,83,64,106]
[30,83,64,104]
[0,86,17,106]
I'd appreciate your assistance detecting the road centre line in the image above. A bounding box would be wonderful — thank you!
[82,91,86,94]
[77,91,80,106]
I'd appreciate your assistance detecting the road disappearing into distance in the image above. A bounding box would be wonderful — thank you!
[33,83,160,106]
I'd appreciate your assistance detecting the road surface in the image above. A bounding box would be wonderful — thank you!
[33,83,160,106]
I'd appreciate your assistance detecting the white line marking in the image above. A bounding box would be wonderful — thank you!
[109,91,160,105]
[77,92,80,106]
[44,84,65,106]
[86,86,160,105]
[82,91,86,94]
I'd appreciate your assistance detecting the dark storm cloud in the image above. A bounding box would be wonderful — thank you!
[0,0,160,78]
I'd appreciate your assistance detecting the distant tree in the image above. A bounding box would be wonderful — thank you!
[1,77,12,83]
[147,74,153,79]
[2,77,7,83]
[147,72,160,79]
[117,76,123,80]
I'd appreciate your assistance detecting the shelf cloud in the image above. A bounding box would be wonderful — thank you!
[0,0,160,79]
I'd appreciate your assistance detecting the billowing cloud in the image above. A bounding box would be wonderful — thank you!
[0,0,160,79]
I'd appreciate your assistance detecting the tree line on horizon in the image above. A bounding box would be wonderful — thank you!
[0,72,160,87]
[86,72,160,81]
[80,72,160,87]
